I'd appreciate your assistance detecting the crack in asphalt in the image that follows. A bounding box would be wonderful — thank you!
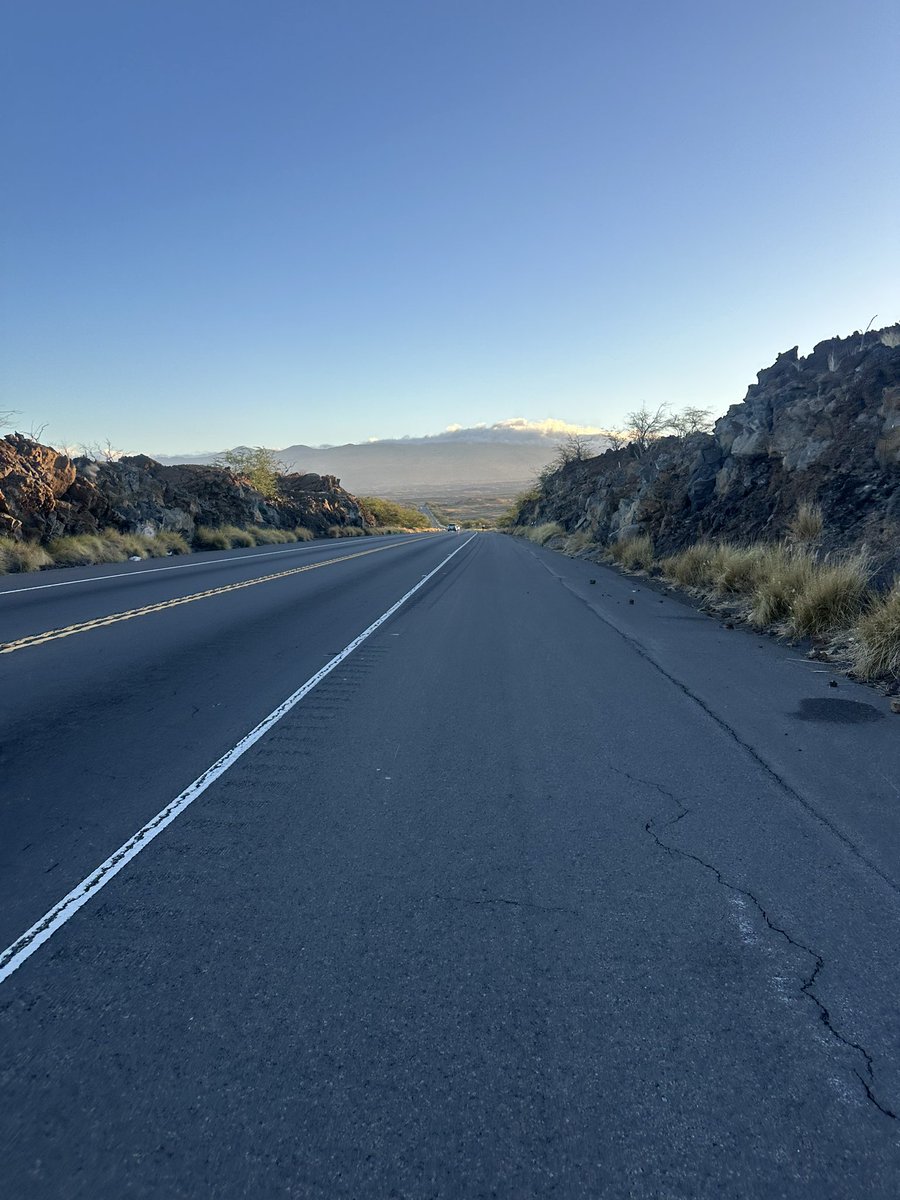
[534,553,900,903]
[523,547,900,1118]
[604,758,898,1123]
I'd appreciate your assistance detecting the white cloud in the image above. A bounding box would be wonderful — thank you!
[361,417,612,447]
[489,417,607,437]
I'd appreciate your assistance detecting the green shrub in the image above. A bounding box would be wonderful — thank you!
[216,447,282,499]
[359,497,430,530]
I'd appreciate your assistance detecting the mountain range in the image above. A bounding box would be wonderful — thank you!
[156,419,610,498]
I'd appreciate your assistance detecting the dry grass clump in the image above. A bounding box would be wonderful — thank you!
[108,530,157,556]
[609,534,654,571]
[663,537,877,641]
[563,529,594,554]
[100,529,188,559]
[247,526,295,544]
[663,541,793,601]
[46,534,128,566]
[4,529,192,573]
[706,543,770,595]
[524,522,565,546]
[0,539,54,573]
[221,525,256,547]
[786,551,872,637]
[327,524,365,538]
[154,531,190,554]
[193,525,232,550]
[747,546,816,627]
[852,583,900,680]
[293,527,314,541]
[660,541,719,587]
[788,501,824,543]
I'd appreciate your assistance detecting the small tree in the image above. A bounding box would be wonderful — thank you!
[217,446,282,500]
[599,428,630,451]
[669,406,714,436]
[79,439,126,462]
[1,409,18,431]
[552,432,596,468]
[625,404,670,455]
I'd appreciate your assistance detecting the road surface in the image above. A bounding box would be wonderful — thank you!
[1,530,899,1197]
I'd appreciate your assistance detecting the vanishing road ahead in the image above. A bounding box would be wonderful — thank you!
[2,531,900,1197]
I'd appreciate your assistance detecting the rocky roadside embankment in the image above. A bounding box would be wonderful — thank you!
[0,438,371,545]
[518,322,900,575]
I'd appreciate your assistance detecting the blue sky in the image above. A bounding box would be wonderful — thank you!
[2,0,898,454]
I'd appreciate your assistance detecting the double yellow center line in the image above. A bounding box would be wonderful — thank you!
[0,540,419,656]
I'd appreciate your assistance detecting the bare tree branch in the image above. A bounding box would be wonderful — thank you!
[668,406,714,437]
[551,433,596,469]
[625,404,670,455]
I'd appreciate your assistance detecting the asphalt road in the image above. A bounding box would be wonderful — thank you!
[2,530,900,1197]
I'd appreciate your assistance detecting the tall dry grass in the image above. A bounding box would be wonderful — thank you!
[659,541,719,587]
[788,501,824,543]
[522,522,565,546]
[563,529,594,554]
[327,524,365,537]
[2,523,308,576]
[46,534,129,566]
[662,538,877,640]
[608,534,654,571]
[852,584,900,681]
[0,540,54,573]
[786,552,871,637]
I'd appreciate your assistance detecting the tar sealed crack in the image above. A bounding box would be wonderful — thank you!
[605,758,898,1124]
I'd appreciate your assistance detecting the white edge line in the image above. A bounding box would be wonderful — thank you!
[0,532,434,598]
[0,533,476,984]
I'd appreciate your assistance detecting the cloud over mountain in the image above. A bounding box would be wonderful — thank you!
[370,418,609,445]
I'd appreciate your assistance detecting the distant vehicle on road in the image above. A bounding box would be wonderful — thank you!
[447,524,460,532]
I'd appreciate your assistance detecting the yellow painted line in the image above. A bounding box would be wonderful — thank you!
[0,540,420,656]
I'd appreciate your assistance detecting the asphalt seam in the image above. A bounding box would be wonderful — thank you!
[605,758,898,1123]
[0,540,412,656]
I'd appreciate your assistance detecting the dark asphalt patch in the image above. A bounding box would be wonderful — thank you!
[794,697,885,724]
